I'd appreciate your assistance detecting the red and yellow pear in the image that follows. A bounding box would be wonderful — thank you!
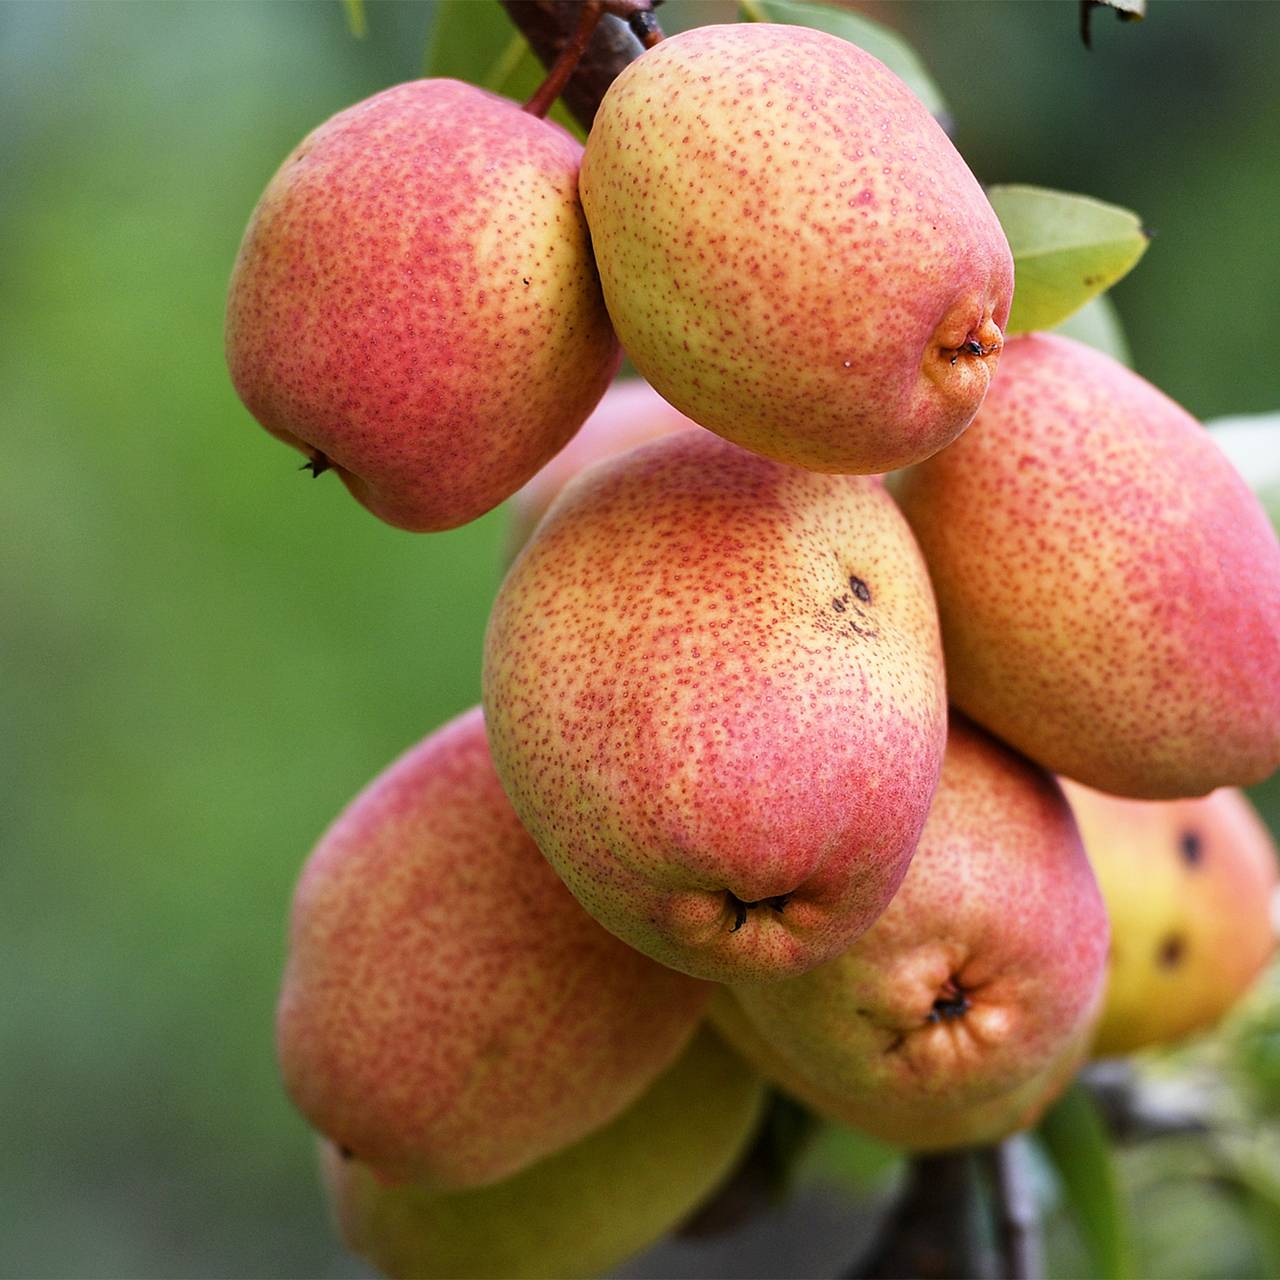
[227,80,620,532]
[895,334,1280,798]
[276,707,708,1189]
[580,23,1013,474]
[1063,781,1279,1055]
[484,429,947,983]
[712,716,1109,1149]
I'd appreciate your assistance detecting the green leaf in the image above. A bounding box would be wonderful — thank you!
[340,0,367,40]
[1037,1084,1135,1280]
[1052,293,1132,367]
[738,0,948,120]
[423,0,583,139]
[1206,412,1280,522]
[990,185,1149,334]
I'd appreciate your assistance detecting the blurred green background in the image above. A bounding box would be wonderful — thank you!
[1,2,1277,1276]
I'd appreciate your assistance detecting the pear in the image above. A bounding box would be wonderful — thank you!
[483,429,947,983]
[1062,781,1279,1055]
[712,716,1109,1149]
[276,707,708,1189]
[226,80,620,532]
[506,378,701,558]
[894,334,1280,799]
[320,1026,766,1280]
[579,23,1013,474]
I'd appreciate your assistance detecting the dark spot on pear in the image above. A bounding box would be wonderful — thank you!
[338,1145,354,1161]
[850,576,872,604]
[1157,933,1186,968]
[1179,829,1204,867]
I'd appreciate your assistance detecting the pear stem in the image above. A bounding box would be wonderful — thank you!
[501,0,663,131]
[522,0,606,119]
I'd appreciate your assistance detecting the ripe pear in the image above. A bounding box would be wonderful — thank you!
[506,378,701,557]
[276,707,708,1189]
[711,716,1109,1149]
[894,334,1280,799]
[483,429,947,983]
[578,23,1013,474]
[319,1026,766,1280]
[226,79,620,532]
[1062,781,1279,1056]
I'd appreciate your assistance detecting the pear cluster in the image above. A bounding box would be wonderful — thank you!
[228,19,1280,1280]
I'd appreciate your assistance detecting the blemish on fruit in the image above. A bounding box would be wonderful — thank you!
[338,1145,354,1161]
[832,597,847,613]
[850,576,871,603]
[1157,932,1186,968]
[1179,829,1203,867]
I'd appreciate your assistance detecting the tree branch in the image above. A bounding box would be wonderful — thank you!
[848,1151,997,1280]
[985,1137,1044,1280]
[499,0,652,132]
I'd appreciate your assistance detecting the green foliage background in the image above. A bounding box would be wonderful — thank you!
[1,2,1277,1275]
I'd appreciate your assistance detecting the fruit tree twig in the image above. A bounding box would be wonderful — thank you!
[499,0,660,131]
[848,1150,996,1280]
[522,0,605,118]
[985,1137,1045,1280]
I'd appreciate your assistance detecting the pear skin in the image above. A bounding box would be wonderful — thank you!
[277,707,708,1189]
[712,716,1108,1149]
[579,23,1013,474]
[227,80,620,532]
[484,430,947,983]
[1062,781,1279,1055]
[895,334,1280,799]
[320,1027,766,1280]
[506,378,701,559]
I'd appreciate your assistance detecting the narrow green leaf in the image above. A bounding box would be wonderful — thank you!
[1206,412,1280,521]
[423,0,583,139]
[1052,293,1132,367]
[1037,1084,1135,1280]
[341,0,367,40]
[991,184,1149,334]
[738,0,948,120]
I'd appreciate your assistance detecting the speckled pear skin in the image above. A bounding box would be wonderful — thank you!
[710,988,1090,1153]
[895,334,1280,799]
[712,716,1109,1150]
[276,706,709,1190]
[319,1026,766,1280]
[578,23,1013,475]
[483,429,947,984]
[506,379,703,559]
[1063,781,1279,1056]
[226,79,620,532]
